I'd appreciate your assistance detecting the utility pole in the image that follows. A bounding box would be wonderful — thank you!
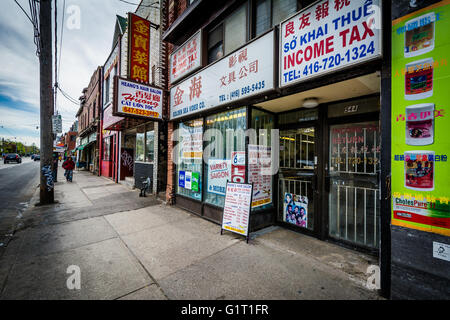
[39,0,54,204]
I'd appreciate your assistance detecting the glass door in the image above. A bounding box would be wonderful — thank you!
[279,126,317,231]
[327,121,380,249]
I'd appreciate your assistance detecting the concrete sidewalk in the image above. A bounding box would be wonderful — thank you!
[0,168,382,300]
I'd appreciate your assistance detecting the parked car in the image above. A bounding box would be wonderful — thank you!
[31,154,35,160]
[34,154,40,161]
[4,153,22,164]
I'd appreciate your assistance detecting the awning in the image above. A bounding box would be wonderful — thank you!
[77,140,95,151]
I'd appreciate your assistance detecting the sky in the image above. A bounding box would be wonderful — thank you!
[0,0,139,148]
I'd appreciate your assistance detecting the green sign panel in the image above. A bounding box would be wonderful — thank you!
[391,1,450,236]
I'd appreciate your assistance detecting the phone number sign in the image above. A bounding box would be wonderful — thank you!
[280,0,382,87]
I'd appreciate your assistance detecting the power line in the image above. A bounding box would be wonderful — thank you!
[13,0,34,25]
[57,0,65,85]
[54,0,58,113]
[28,0,41,56]
[118,0,160,8]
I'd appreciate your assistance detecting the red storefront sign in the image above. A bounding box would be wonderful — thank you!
[128,13,151,83]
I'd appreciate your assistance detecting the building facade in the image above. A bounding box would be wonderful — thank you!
[76,66,102,174]
[100,1,166,194]
[162,0,450,299]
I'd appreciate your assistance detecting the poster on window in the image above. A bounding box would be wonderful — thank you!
[181,125,203,160]
[222,182,253,237]
[207,159,231,196]
[185,171,192,190]
[178,171,185,188]
[248,145,272,208]
[191,172,200,192]
[283,193,308,228]
[391,1,450,235]
[231,151,246,183]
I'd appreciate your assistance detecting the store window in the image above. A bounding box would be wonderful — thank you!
[255,0,301,37]
[205,107,247,208]
[103,137,111,161]
[250,108,275,210]
[135,122,155,163]
[176,119,203,201]
[207,3,248,64]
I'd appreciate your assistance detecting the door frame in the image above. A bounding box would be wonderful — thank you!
[321,100,381,255]
[276,117,322,239]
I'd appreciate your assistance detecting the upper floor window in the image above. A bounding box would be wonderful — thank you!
[254,0,314,37]
[207,3,248,64]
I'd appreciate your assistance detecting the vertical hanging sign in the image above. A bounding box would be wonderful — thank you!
[391,1,450,236]
[128,13,151,84]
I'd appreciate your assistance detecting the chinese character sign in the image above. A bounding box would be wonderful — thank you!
[170,31,202,84]
[280,0,381,87]
[116,77,162,119]
[170,30,275,120]
[391,1,450,235]
[128,13,151,83]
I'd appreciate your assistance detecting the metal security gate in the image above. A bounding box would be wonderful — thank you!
[328,121,381,249]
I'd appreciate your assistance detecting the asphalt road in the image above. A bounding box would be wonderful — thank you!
[0,157,40,249]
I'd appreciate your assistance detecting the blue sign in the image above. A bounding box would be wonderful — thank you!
[179,171,185,188]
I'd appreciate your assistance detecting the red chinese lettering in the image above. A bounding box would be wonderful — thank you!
[228,71,236,84]
[299,12,311,30]
[249,60,258,73]
[173,87,184,106]
[238,66,248,79]
[189,76,202,101]
[315,1,329,21]
[285,21,295,38]
[220,76,227,87]
[238,49,247,63]
[229,55,237,68]
[334,0,350,11]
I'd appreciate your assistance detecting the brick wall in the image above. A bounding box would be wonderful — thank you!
[165,121,175,202]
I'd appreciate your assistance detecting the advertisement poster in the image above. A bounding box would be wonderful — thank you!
[283,193,308,228]
[185,171,192,190]
[181,124,203,160]
[231,151,246,183]
[207,159,232,196]
[280,0,381,87]
[222,182,253,236]
[191,172,200,192]
[248,145,272,208]
[178,170,185,189]
[115,77,163,119]
[391,1,450,235]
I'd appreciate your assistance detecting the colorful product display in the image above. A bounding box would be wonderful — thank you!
[404,12,435,58]
[392,1,449,235]
[404,58,434,100]
[404,151,435,191]
[405,104,434,145]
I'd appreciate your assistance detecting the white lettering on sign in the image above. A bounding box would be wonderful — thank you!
[280,0,382,87]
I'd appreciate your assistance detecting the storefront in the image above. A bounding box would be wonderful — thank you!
[168,0,385,253]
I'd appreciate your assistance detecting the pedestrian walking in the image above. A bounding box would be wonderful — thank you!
[62,156,75,182]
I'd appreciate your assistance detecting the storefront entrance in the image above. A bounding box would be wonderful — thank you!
[277,95,381,252]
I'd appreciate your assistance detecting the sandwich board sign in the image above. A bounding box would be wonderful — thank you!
[221,182,253,243]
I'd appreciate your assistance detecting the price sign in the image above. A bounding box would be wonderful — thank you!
[221,182,253,242]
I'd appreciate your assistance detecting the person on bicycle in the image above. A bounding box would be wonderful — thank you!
[62,156,75,182]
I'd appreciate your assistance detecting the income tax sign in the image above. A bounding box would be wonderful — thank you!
[114,76,163,119]
[280,0,382,87]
